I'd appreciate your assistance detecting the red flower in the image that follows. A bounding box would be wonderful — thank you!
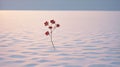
[44,21,49,26]
[45,31,49,36]
[49,26,52,29]
[50,20,55,24]
[56,24,60,27]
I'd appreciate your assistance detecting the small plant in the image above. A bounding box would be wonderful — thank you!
[44,19,60,49]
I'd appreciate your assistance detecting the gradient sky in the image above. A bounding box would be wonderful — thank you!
[0,0,120,10]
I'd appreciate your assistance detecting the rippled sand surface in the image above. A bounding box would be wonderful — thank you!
[0,31,120,67]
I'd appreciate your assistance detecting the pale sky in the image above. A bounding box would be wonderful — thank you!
[0,0,120,10]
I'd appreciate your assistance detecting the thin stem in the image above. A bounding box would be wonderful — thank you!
[52,26,56,32]
[50,30,55,49]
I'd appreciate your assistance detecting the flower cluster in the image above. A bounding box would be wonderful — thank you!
[44,20,60,36]
[44,19,60,49]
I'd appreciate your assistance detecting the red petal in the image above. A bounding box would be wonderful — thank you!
[44,21,49,26]
[48,26,52,29]
[45,31,49,36]
[50,20,55,24]
[56,24,60,27]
